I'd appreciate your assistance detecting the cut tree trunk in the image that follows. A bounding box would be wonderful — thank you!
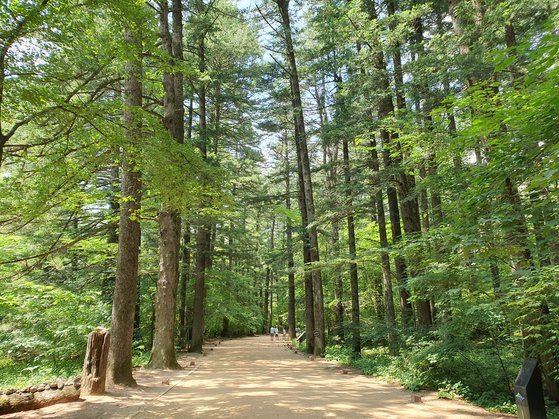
[81,328,110,395]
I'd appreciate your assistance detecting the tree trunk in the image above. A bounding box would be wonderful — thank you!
[178,224,190,348]
[81,328,110,395]
[268,217,276,330]
[284,135,297,339]
[365,0,412,328]
[269,273,274,330]
[529,189,551,266]
[150,211,182,369]
[102,163,120,299]
[191,225,210,353]
[107,24,142,387]
[369,138,396,327]
[332,218,344,340]
[179,102,194,348]
[342,137,361,354]
[419,163,430,232]
[367,0,430,328]
[275,0,324,356]
[80,328,111,396]
[222,316,230,338]
[149,0,184,369]
[190,20,210,354]
[263,266,270,333]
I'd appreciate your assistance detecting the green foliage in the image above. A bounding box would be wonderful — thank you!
[326,335,523,414]
[0,281,109,363]
[0,280,109,390]
[0,357,81,391]
[205,270,263,337]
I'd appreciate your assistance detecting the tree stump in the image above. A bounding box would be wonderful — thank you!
[81,328,110,396]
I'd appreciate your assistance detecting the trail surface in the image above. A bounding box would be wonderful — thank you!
[8,336,511,418]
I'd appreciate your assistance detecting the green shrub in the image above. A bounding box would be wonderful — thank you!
[0,280,109,390]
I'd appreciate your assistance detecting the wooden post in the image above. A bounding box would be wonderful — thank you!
[81,328,110,396]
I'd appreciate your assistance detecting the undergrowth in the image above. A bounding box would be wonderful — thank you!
[0,348,151,391]
[0,356,81,390]
[325,343,559,418]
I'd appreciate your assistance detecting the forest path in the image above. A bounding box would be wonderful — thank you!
[8,336,510,418]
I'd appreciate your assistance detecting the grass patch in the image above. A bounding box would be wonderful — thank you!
[132,350,151,367]
[0,356,81,390]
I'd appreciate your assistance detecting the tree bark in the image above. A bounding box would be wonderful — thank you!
[342,137,361,354]
[402,2,434,327]
[191,225,210,353]
[365,0,413,327]
[190,9,211,354]
[284,135,297,339]
[264,266,270,332]
[275,0,325,356]
[81,328,110,395]
[107,24,142,387]
[369,138,396,327]
[178,224,190,348]
[150,211,182,369]
[268,217,276,329]
[419,163,430,232]
[149,0,184,369]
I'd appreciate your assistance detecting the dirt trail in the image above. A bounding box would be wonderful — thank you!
[6,336,512,418]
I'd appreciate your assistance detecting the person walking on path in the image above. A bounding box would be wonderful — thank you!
[270,326,275,341]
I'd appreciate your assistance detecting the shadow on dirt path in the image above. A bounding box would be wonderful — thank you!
[5,336,512,418]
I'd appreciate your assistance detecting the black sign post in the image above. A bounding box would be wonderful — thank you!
[514,358,547,419]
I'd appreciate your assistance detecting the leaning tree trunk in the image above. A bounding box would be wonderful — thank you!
[81,328,110,395]
[107,23,142,387]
